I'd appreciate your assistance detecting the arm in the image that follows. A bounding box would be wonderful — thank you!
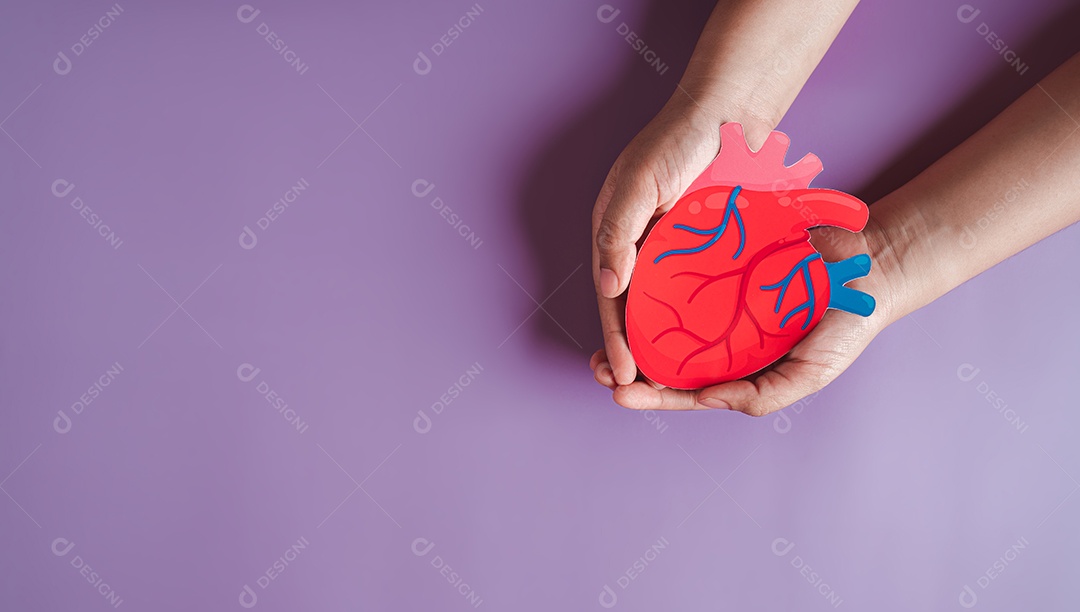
[592,0,862,387]
[618,51,1080,415]
[870,53,1080,322]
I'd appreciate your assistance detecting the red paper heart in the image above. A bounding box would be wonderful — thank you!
[625,124,876,389]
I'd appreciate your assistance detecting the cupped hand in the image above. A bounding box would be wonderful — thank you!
[591,100,901,416]
[592,94,768,383]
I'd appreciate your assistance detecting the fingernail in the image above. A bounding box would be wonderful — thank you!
[614,368,636,386]
[698,397,730,410]
[597,365,613,383]
[600,268,619,297]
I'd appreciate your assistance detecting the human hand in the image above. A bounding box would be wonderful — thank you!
[595,49,1080,416]
[591,93,777,385]
[588,0,874,415]
[592,215,901,416]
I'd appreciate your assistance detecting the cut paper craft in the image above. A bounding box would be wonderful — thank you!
[625,123,876,389]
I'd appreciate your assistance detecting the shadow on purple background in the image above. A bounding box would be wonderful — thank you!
[518,0,714,356]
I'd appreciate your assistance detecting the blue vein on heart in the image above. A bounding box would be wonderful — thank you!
[760,253,821,330]
[654,186,746,264]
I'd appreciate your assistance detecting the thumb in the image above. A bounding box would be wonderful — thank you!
[594,171,661,298]
[697,359,833,417]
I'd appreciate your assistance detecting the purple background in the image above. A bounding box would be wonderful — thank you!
[2,0,1080,609]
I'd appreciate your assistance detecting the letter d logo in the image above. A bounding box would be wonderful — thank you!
[51,537,75,557]
[956,363,980,383]
[597,5,621,24]
[54,410,73,434]
[411,537,434,556]
[237,4,261,23]
[237,363,261,382]
[598,584,618,608]
[957,5,981,24]
[239,584,258,608]
[774,52,792,76]
[413,51,433,76]
[959,584,978,608]
[53,51,73,76]
[411,178,435,198]
[773,411,792,434]
[239,225,258,250]
[771,537,795,557]
[52,179,75,198]
[413,410,432,434]
[959,225,978,250]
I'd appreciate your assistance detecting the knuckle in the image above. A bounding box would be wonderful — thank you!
[653,149,684,197]
[742,379,789,418]
[595,217,626,256]
[592,173,619,226]
[743,401,772,418]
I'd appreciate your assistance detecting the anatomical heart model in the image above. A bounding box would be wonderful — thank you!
[625,123,876,389]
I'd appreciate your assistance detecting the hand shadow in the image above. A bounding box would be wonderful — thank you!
[516,0,715,359]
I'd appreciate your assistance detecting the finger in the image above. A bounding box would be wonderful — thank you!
[613,382,710,411]
[591,166,639,386]
[645,376,666,390]
[696,358,828,417]
[594,361,616,389]
[589,349,617,389]
[597,291,638,385]
[589,349,606,371]
[697,313,874,417]
[594,168,660,298]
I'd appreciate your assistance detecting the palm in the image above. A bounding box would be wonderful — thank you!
[594,209,891,416]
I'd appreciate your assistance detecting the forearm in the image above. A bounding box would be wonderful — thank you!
[870,52,1080,320]
[678,0,861,145]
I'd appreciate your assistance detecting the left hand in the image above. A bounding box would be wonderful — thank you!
[592,216,901,416]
